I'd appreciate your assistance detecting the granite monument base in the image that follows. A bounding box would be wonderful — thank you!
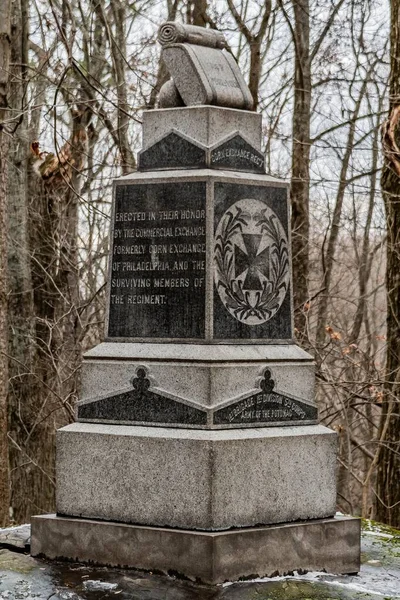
[31,514,361,584]
[78,343,318,429]
[55,423,337,530]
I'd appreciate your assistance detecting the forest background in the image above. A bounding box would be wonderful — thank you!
[0,0,399,529]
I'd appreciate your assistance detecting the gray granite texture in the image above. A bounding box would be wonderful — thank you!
[142,107,262,149]
[56,423,337,530]
[157,78,185,108]
[31,514,360,584]
[158,22,227,49]
[138,130,265,174]
[79,342,316,428]
[160,44,253,110]
[77,358,317,428]
[79,341,316,430]
[78,364,209,427]
[84,341,312,361]
[107,170,291,343]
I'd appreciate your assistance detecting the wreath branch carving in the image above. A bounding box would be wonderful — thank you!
[214,205,289,323]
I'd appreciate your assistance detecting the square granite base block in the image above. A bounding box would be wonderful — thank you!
[56,423,337,530]
[31,514,361,584]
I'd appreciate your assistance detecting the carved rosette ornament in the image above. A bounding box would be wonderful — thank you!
[214,199,290,325]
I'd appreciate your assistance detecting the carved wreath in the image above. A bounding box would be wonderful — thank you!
[214,204,289,323]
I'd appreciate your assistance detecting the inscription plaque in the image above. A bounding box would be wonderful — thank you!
[213,370,318,426]
[108,182,206,339]
[210,134,265,174]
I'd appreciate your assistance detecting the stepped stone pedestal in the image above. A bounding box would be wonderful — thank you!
[31,22,360,583]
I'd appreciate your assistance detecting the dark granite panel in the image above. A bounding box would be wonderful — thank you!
[78,368,207,426]
[213,182,292,340]
[138,132,207,171]
[210,135,265,173]
[213,369,317,425]
[108,182,206,339]
[213,393,317,425]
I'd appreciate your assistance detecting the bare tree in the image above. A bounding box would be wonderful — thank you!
[0,0,11,527]
[376,0,400,528]
[315,61,379,346]
[6,0,37,523]
[278,0,346,337]
[0,0,395,525]
[226,0,272,109]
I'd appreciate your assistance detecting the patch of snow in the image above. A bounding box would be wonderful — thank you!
[57,590,84,600]
[0,526,29,535]
[221,568,400,597]
[82,580,118,591]
[364,530,394,539]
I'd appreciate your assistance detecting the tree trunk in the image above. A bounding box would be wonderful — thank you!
[0,0,11,527]
[110,0,135,174]
[290,0,311,337]
[191,0,207,26]
[226,0,271,110]
[7,0,42,523]
[90,0,135,171]
[315,76,369,345]
[148,0,180,108]
[376,0,400,528]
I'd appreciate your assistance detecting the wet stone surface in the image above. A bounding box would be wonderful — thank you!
[0,527,30,552]
[0,520,399,599]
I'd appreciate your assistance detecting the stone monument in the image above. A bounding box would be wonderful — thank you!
[31,22,361,584]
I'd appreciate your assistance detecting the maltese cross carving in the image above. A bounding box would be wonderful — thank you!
[234,233,270,290]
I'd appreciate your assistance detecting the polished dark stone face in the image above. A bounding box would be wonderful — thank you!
[210,134,265,174]
[138,132,207,171]
[213,182,292,341]
[137,131,265,174]
[213,369,317,426]
[108,182,206,339]
[213,394,317,425]
[78,368,208,426]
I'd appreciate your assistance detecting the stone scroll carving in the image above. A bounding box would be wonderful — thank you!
[157,22,254,111]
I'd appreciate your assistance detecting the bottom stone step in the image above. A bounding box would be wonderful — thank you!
[31,514,360,585]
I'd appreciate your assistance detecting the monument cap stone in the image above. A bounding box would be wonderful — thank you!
[158,22,254,111]
[158,21,227,49]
